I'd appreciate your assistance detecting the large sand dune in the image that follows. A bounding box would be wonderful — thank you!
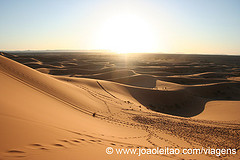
[0,53,240,160]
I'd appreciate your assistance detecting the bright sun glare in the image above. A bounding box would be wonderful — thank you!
[95,13,159,54]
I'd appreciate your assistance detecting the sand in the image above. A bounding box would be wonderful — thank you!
[0,52,239,160]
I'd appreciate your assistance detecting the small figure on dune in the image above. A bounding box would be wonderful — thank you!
[92,112,96,117]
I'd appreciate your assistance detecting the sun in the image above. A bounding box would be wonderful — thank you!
[95,13,159,54]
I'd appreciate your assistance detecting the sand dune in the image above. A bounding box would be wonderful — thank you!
[0,53,240,160]
[110,74,158,88]
[55,72,240,119]
[78,69,136,80]
[36,68,50,74]
[0,55,153,159]
[158,76,230,85]
[228,76,240,81]
[49,67,117,76]
[194,101,240,121]
[109,74,184,90]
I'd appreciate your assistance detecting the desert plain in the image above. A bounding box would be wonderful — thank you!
[0,51,240,160]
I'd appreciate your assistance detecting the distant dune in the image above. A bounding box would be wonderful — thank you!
[0,52,239,160]
[77,69,137,80]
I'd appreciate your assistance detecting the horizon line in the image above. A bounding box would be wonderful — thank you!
[0,49,239,56]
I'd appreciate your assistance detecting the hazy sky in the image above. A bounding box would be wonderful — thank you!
[0,0,240,54]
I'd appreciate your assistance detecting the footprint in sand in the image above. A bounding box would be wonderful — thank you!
[59,140,68,143]
[78,138,86,142]
[29,144,49,150]
[39,147,48,150]
[52,143,66,148]
[7,150,25,153]
[6,150,26,158]
[30,143,42,147]
[71,139,81,143]
[59,139,76,145]
[89,140,96,142]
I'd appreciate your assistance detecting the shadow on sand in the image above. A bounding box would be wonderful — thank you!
[128,81,240,117]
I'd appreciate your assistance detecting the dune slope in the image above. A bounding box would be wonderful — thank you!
[0,54,240,160]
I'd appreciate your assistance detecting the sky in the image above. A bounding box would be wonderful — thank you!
[0,0,240,54]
